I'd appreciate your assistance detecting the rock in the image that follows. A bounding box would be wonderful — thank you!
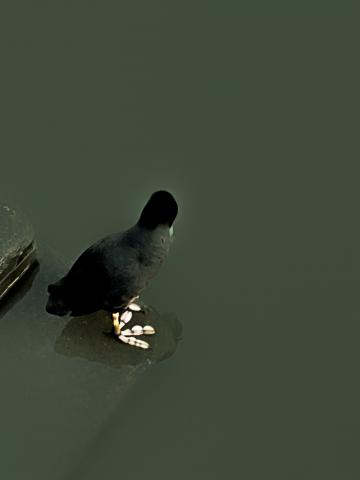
[0,205,37,302]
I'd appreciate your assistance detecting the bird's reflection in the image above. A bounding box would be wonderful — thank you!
[55,307,182,368]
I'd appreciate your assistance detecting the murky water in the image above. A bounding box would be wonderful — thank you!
[1,3,359,479]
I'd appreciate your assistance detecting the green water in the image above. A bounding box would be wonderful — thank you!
[0,2,360,479]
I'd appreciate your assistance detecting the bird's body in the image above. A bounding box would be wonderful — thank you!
[47,224,173,316]
[46,191,178,348]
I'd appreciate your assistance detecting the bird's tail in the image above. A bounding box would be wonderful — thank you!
[46,280,70,316]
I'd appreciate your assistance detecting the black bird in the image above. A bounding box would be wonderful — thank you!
[46,190,178,349]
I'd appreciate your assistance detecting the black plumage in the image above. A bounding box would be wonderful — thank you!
[46,190,178,317]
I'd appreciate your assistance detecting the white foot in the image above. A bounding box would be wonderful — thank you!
[112,311,133,335]
[121,325,156,336]
[126,295,143,313]
[127,303,142,312]
[118,335,150,349]
[112,306,156,350]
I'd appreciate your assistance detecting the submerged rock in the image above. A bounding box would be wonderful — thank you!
[0,205,37,302]
[55,307,183,368]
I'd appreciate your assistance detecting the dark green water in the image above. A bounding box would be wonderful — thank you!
[1,2,360,479]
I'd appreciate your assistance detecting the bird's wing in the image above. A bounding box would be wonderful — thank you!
[63,245,112,313]
[64,237,140,314]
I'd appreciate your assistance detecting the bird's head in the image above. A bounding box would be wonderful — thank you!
[138,190,178,229]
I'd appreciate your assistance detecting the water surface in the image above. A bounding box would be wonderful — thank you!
[1,2,360,479]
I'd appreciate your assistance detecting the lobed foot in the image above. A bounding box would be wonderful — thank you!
[126,295,143,313]
[111,300,156,349]
[117,335,151,349]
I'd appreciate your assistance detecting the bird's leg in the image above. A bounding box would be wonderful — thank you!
[112,310,133,336]
[112,312,121,335]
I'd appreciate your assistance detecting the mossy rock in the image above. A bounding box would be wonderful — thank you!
[0,205,37,302]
